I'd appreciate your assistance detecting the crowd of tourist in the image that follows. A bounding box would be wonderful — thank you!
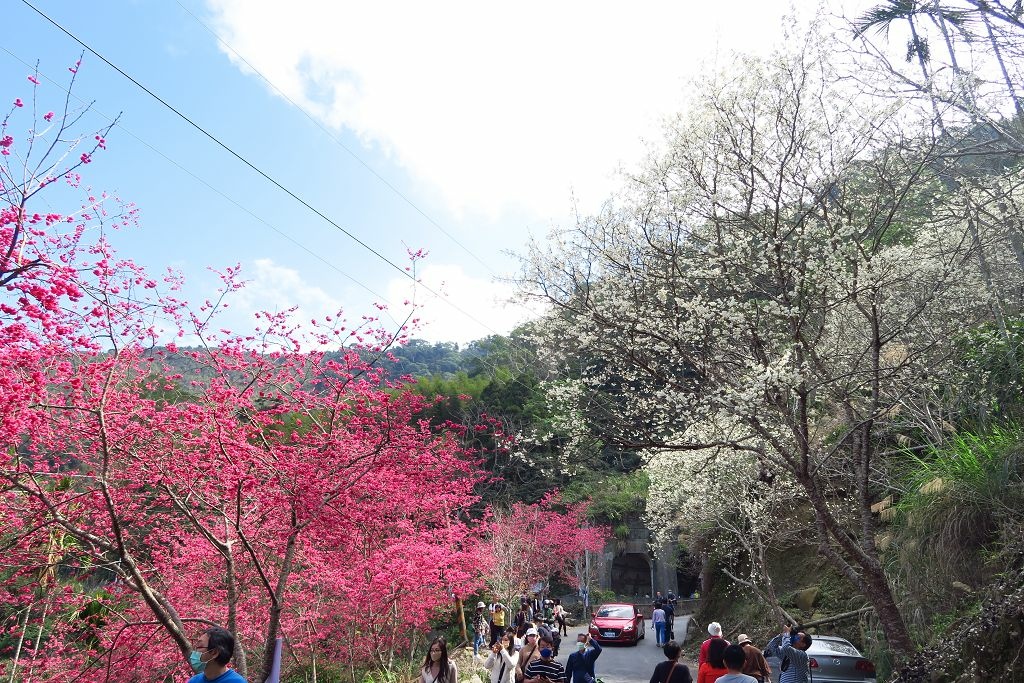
[653,619,811,683]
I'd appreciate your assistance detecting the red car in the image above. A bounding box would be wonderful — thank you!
[588,603,646,645]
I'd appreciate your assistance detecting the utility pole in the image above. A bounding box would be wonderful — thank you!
[584,549,591,614]
[650,554,656,600]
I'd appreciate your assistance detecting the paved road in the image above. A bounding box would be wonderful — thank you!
[554,615,696,683]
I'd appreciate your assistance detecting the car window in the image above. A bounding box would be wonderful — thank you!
[811,639,861,657]
[596,607,635,618]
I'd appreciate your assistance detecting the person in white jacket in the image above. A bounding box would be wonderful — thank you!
[481,631,520,683]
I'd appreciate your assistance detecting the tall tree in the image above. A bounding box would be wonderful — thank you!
[518,31,1019,654]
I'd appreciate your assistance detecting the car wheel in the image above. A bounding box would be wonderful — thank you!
[640,628,645,640]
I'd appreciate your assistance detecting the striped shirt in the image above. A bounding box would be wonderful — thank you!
[524,658,567,683]
[766,633,809,683]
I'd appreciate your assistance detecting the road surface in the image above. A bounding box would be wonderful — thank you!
[555,614,695,683]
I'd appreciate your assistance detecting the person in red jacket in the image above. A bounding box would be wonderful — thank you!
[696,638,729,683]
[699,622,729,667]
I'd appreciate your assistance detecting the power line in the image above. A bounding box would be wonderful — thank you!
[22,0,405,282]
[4,36,637,449]
[0,46,399,324]
[20,0,513,342]
[173,0,499,277]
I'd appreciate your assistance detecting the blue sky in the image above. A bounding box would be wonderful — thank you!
[3,0,872,344]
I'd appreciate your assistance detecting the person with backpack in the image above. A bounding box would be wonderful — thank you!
[536,620,562,657]
[649,640,693,683]
[663,600,676,641]
[765,625,812,683]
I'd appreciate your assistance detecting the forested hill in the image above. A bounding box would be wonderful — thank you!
[145,336,509,384]
[377,338,488,378]
[140,335,646,516]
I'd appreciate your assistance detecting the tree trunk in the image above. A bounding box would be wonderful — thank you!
[225,544,247,677]
[456,597,468,644]
[260,527,299,682]
[980,5,1024,118]
[803,482,915,655]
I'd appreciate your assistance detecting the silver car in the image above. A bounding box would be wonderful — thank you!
[767,635,877,683]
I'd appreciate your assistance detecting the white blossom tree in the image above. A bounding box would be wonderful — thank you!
[518,25,1021,654]
[645,417,804,625]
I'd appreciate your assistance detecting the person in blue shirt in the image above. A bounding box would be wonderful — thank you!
[188,626,247,683]
[564,633,602,683]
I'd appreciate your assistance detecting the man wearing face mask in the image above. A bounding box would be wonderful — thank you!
[188,626,247,682]
[524,638,566,683]
[564,633,601,683]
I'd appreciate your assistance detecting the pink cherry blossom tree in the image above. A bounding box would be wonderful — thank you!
[483,494,608,611]
[0,64,494,683]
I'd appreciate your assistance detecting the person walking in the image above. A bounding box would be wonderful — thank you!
[699,622,728,666]
[663,600,676,641]
[516,627,542,683]
[421,637,458,683]
[472,602,490,657]
[765,625,812,683]
[652,604,667,647]
[483,631,520,683]
[514,604,531,639]
[537,620,562,657]
[716,645,758,683]
[490,603,507,646]
[649,640,693,683]
[553,599,568,636]
[564,633,602,683]
[735,635,770,683]
[696,638,729,683]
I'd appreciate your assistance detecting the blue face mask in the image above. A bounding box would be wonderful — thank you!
[189,650,208,673]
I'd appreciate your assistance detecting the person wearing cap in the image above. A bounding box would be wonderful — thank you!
[515,627,542,682]
[524,638,567,683]
[735,634,770,683]
[473,602,490,657]
[699,622,729,667]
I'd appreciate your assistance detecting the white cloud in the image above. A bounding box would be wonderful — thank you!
[226,258,344,332]
[386,263,542,345]
[205,0,865,219]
